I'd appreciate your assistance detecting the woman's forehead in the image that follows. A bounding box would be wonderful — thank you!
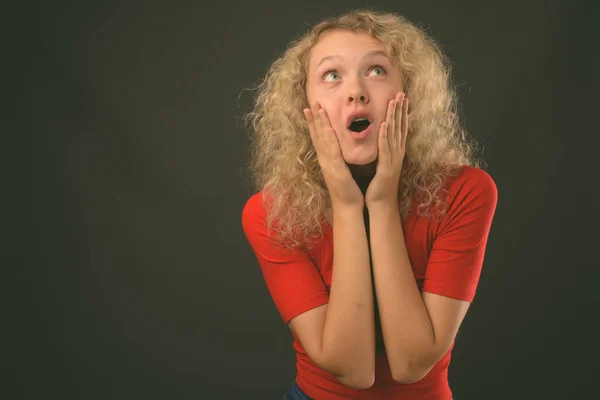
[308,30,387,68]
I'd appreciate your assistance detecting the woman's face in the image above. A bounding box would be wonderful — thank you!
[305,29,404,166]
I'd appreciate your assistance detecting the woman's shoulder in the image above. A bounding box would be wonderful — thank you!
[242,191,268,222]
[241,190,284,227]
[445,165,497,199]
[447,165,497,193]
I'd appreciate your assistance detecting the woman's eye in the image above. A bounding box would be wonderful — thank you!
[323,71,340,82]
[369,66,386,76]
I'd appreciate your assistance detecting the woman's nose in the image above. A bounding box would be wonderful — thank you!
[347,82,369,104]
[349,94,367,103]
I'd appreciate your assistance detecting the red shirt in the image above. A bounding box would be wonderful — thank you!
[241,165,498,399]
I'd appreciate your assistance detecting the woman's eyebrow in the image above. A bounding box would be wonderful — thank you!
[316,50,389,68]
[362,50,389,60]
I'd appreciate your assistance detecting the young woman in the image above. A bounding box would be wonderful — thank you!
[241,9,497,400]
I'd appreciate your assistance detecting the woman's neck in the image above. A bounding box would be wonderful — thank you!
[348,160,377,194]
[325,160,378,227]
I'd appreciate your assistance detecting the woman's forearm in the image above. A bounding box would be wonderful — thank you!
[368,202,435,382]
[321,204,376,388]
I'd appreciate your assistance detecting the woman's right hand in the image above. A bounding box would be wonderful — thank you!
[304,102,364,209]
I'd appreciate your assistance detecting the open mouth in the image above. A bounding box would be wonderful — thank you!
[348,117,371,133]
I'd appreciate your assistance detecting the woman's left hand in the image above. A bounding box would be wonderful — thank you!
[365,92,409,208]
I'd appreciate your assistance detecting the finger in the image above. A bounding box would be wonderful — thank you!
[385,98,396,131]
[313,102,328,140]
[392,97,400,150]
[400,98,409,149]
[309,103,320,129]
[304,108,316,138]
[394,95,404,150]
[318,108,335,131]
[385,98,396,150]
[378,121,390,164]
[317,109,328,140]
[313,101,322,119]
[313,102,327,139]
[318,108,338,155]
[304,108,322,153]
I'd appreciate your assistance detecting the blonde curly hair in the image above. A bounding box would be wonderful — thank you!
[242,9,482,249]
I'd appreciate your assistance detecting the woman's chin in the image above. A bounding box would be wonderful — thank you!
[343,152,378,166]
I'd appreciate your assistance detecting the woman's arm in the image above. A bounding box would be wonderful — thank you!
[289,203,375,389]
[367,202,470,384]
[363,94,494,384]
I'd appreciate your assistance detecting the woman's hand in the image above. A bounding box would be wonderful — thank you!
[304,102,364,209]
[365,92,409,209]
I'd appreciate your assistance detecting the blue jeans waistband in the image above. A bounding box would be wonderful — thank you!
[282,380,311,400]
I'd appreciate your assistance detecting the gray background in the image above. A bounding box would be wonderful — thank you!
[15,0,596,399]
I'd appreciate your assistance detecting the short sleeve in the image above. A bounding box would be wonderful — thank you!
[421,167,498,302]
[241,193,330,324]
